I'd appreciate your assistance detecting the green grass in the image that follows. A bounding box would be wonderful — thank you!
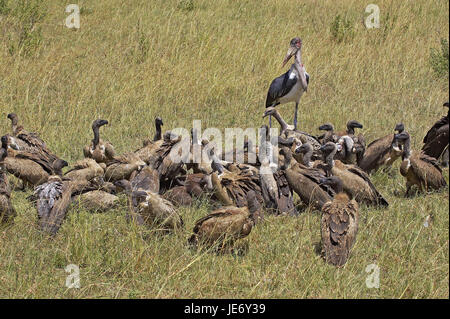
[0,0,448,298]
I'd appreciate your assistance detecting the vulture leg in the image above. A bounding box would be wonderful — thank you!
[269,115,272,129]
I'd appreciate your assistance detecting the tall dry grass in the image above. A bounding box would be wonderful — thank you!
[0,0,448,298]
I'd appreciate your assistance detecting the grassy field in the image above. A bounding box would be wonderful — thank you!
[0,0,448,298]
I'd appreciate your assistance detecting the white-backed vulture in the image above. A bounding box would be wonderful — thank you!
[103,152,146,182]
[33,176,75,236]
[64,158,105,182]
[153,117,164,141]
[395,132,447,195]
[280,147,334,210]
[134,117,166,165]
[208,149,264,214]
[83,119,116,164]
[358,123,405,174]
[113,179,183,232]
[422,102,449,165]
[0,147,16,224]
[320,176,359,267]
[1,135,67,187]
[6,113,67,172]
[188,190,261,251]
[162,186,193,206]
[258,129,296,215]
[336,120,363,138]
[319,142,389,207]
[73,190,119,212]
[318,123,338,144]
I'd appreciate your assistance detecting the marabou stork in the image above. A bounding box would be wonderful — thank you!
[265,37,309,130]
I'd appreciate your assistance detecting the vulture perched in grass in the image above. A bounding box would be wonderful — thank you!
[1,135,67,188]
[103,152,146,182]
[6,113,67,172]
[422,102,449,166]
[336,120,363,138]
[162,186,193,206]
[83,119,116,164]
[33,176,83,236]
[188,190,261,251]
[395,132,447,195]
[317,123,338,144]
[72,189,119,213]
[358,123,405,174]
[280,147,334,210]
[320,176,359,267]
[114,179,183,232]
[164,172,213,206]
[334,120,365,165]
[129,165,160,194]
[319,142,389,207]
[156,133,189,188]
[0,147,16,224]
[134,117,166,165]
[208,148,263,215]
[64,158,105,182]
[258,128,296,215]
[63,159,119,212]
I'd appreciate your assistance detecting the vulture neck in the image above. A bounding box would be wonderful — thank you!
[401,138,411,161]
[281,148,293,170]
[92,126,100,149]
[324,150,336,169]
[11,122,19,136]
[153,123,162,141]
[302,149,313,167]
[346,126,355,135]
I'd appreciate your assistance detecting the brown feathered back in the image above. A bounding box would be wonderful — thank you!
[321,193,359,267]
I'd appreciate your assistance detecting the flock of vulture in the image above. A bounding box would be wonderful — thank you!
[0,99,448,267]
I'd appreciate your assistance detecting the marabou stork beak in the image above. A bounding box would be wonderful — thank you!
[282,46,297,68]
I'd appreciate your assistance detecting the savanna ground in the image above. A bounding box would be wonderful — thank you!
[0,0,448,298]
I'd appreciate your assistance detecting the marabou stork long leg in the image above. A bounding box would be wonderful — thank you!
[293,102,299,130]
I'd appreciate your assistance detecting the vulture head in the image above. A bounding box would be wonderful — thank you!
[318,123,334,131]
[347,120,363,131]
[394,123,405,134]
